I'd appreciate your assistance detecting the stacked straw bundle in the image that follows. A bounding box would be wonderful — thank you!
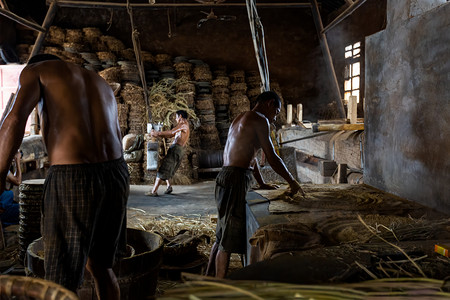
[174,61,193,81]
[118,60,140,83]
[121,83,146,134]
[45,26,65,46]
[229,94,250,122]
[246,70,262,108]
[271,81,287,127]
[155,53,173,69]
[98,66,122,83]
[212,73,231,146]
[117,103,129,137]
[176,82,196,108]
[127,162,143,184]
[198,123,221,151]
[100,35,126,52]
[193,63,212,82]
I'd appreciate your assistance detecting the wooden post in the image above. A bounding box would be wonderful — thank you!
[297,104,303,123]
[286,104,293,124]
[348,95,357,124]
[310,0,346,119]
[29,1,58,59]
[337,163,348,183]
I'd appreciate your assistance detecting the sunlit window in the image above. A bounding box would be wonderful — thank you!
[344,42,361,104]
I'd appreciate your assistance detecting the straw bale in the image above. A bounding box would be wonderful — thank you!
[98,67,122,83]
[199,114,215,124]
[213,93,230,106]
[155,54,172,68]
[82,27,102,38]
[247,87,261,99]
[141,51,155,63]
[119,48,135,61]
[198,124,217,134]
[176,82,196,93]
[230,82,247,93]
[195,99,214,111]
[101,36,126,51]
[46,26,65,45]
[43,46,63,56]
[200,132,221,150]
[229,70,245,83]
[121,83,145,105]
[174,61,192,72]
[193,65,212,82]
[96,51,117,63]
[212,87,229,95]
[65,29,84,43]
[62,42,86,53]
[212,76,230,87]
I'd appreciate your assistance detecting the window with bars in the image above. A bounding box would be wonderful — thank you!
[344,42,361,104]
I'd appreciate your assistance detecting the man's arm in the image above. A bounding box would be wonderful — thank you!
[251,157,278,190]
[151,123,187,139]
[255,117,302,194]
[6,151,22,186]
[0,68,40,192]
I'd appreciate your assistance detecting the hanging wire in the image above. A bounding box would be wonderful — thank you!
[126,0,151,122]
[245,0,270,92]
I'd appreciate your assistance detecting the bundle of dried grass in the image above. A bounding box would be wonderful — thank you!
[65,29,84,43]
[174,61,193,73]
[43,46,62,56]
[141,51,155,64]
[119,48,136,61]
[212,76,230,87]
[230,82,247,93]
[100,35,126,52]
[117,103,129,133]
[149,78,198,127]
[229,70,245,83]
[119,61,140,83]
[193,64,212,82]
[195,99,215,111]
[229,94,250,121]
[82,27,102,39]
[61,51,85,65]
[46,26,65,45]
[247,87,261,100]
[176,82,196,94]
[62,42,86,53]
[155,54,172,68]
[96,51,117,63]
[98,66,122,83]
[213,93,230,106]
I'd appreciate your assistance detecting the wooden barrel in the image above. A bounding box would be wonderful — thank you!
[26,228,163,300]
[18,179,45,264]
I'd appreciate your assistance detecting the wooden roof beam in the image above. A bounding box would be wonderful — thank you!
[48,0,311,9]
[0,7,46,32]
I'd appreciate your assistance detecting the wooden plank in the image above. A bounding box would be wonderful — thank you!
[0,8,45,32]
[50,0,311,9]
[312,123,364,132]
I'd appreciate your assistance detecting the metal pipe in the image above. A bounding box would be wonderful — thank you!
[0,7,46,32]
[322,0,367,34]
[49,0,311,9]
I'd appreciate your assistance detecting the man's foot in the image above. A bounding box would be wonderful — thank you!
[164,186,173,194]
[145,191,158,197]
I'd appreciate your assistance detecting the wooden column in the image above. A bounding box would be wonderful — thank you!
[310,0,346,119]
[29,1,58,59]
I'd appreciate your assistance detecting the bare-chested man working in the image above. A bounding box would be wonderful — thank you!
[145,110,190,196]
[206,91,303,278]
[0,54,129,299]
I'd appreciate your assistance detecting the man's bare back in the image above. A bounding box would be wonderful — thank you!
[2,59,122,168]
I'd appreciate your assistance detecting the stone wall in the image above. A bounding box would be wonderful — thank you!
[365,0,450,213]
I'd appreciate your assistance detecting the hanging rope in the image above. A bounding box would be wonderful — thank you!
[245,0,270,92]
[126,0,151,122]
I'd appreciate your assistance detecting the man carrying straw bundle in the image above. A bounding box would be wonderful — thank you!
[145,110,190,197]
[206,91,303,278]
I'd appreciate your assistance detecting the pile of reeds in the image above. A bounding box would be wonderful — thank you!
[157,275,450,299]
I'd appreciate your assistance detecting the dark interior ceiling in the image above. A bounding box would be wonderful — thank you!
[4,0,349,25]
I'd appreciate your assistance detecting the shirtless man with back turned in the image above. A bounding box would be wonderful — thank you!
[0,54,129,299]
[206,90,303,278]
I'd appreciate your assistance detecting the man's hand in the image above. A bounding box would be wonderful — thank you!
[255,183,280,190]
[289,180,304,196]
[150,129,158,138]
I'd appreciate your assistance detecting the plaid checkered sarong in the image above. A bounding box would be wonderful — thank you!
[42,157,129,291]
[214,166,253,254]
